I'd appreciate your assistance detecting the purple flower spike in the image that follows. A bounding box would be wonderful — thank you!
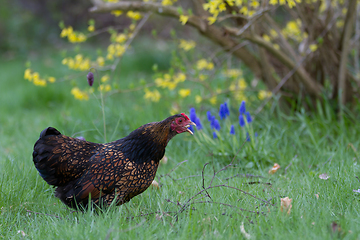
[224,102,230,116]
[230,125,235,135]
[195,117,202,130]
[239,101,246,114]
[87,72,94,87]
[189,125,194,133]
[219,104,226,120]
[239,114,245,127]
[245,112,252,123]
[210,116,216,129]
[207,111,212,121]
[213,131,218,139]
[214,119,221,131]
[189,108,197,122]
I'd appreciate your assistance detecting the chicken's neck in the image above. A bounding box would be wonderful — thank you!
[115,121,175,164]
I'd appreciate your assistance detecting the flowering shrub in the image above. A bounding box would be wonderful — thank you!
[189,100,257,160]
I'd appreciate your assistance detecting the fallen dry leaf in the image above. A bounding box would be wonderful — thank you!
[268,163,280,174]
[319,173,330,180]
[280,197,292,215]
[160,155,168,164]
[240,222,251,239]
[315,193,319,199]
[151,180,159,189]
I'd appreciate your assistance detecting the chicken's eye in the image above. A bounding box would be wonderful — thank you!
[178,118,183,123]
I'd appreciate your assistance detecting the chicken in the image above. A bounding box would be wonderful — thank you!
[32,113,195,209]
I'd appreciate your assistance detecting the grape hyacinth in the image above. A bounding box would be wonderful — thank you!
[245,111,252,123]
[239,101,246,114]
[230,125,235,135]
[189,100,255,143]
[239,114,245,127]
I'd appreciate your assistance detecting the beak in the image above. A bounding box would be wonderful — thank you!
[185,121,196,135]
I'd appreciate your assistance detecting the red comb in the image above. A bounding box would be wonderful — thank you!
[181,113,190,120]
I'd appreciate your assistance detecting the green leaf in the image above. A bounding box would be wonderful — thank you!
[88,19,95,26]
[58,21,65,29]
[316,37,323,45]
[177,7,184,15]
[151,29,157,38]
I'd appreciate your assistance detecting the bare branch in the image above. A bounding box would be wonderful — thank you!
[338,0,357,106]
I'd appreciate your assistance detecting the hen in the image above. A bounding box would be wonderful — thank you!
[33,113,195,209]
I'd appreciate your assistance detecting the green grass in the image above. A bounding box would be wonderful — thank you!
[1,45,360,239]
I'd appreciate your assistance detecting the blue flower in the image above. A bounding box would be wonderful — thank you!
[219,104,226,120]
[239,101,246,114]
[213,119,221,131]
[195,117,202,130]
[230,125,235,135]
[213,131,218,139]
[224,102,230,116]
[239,114,245,127]
[189,108,197,122]
[245,111,252,123]
[207,111,212,121]
[189,125,194,133]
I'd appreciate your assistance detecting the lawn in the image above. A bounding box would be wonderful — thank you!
[1,44,360,239]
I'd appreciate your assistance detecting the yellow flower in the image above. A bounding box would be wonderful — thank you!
[309,44,318,52]
[239,6,248,15]
[162,0,177,6]
[206,62,214,70]
[127,11,142,20]
[269,0,278,4]
[250,0,260,8]
[196,59,208,70]
[62,58,68,65]
[287,0,296,8]
[111,10,123,17]
[179,39,196,51]
[88,25,95,32]
[270,29,278,38]
[33,78,47,87]
[60,26,73,38]
[32,72,40,81]
[129,24,136,31]
[258,90,272,100]
[115,34,127,43]
[207,16,217,25]
[76,33,87,42]
[179,89,191,98]
[106,53,114,61]
[273,44,280,50]
[199,74,207,81]
[97,56,105,66]
[239,78,247,90]
[99,84,112,92]
[209,96,217,105]
[24,68,32,81]
[144,88,161,102]
[224,69,242,78]
[68,33,77,43]
[71,87,89,100]
[195,95,202,103]
[115,44,126,57]
[179,15,189,25]
[48,77,56,83]
[263,34,271,42]
[174,73,186,83]
[101,75,109,83]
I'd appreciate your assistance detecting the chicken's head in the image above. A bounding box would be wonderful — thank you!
[171,113,196,135]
